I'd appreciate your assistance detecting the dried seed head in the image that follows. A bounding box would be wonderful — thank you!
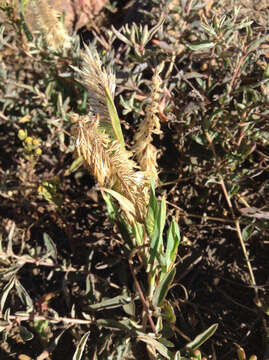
[71,114,111,187]
[72,114,149,223]
[133,62,164,182]
[71,45,151,222]
[30,0,71,50]
[74,46,117,138]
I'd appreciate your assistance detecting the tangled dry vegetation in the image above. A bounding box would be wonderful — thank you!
[0,0,268,359]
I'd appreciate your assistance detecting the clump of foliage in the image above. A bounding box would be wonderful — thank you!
[0,0,268,359]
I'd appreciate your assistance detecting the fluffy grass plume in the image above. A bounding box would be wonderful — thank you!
[72,114,149,223]
[71,46,154,222]
[133,62,164,182]
[73,45,125,148]
[30,0,71,50]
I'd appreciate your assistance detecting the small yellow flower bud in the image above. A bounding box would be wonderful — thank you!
[18,129,27,141]
[25,136,33,145]
[35,148,42,156]
[32,138,40,146]
[37,185,43,193]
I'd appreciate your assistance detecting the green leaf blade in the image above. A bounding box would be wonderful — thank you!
[73,331,91,360]
[165,220,180,271]
[185,323,218,351]
[152,267,176,308]
[105,87,126,149]
[186,41,215,51]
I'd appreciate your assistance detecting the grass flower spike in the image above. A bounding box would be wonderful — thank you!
[72,47,150,223]
[133,62,164,182]
[74,45,125,148]
[30,0,71,50]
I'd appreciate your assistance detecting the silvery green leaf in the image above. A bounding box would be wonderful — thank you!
[20,326,34,341]
[0,276,15,311]
[7,222,15,255]
[165,219,180,271]
[88,295,132,311]
[185,323,218,350]
[152,268,176,308]
[72,331,91,360]
[187,42,215,51]
[138,334,170,359]
[146,181,158,239]
[112,26,132,46]
[43,233,57,261]
[15,278,33,309]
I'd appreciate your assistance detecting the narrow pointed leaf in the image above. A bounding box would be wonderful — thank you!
[19,4,33,42]
[148,14,165,42]
[186,42,215,51]
[158,197,166,250]
[0,276,15,311]
[88,295,132,311]
[152,267,176,307]
[102,188,136,219]
[185,323,218,351]
[112,26,132,46]
[138,335,170,359]
[173,351,182,360]
[105,87,125,149]
[145,181,158,238]
[103,192,117,221]
[20,326,34,342]
[133,221,144,246]
[65,156,83,175]
[166,219,180,270]
[149,196,166,265]
[15,279,33,309]
[163,300,176,324]
[248,34,269,53]
[43,233,57,261]
[97,318,141,332]
[73,331,90,360]
[7,221,15,255]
